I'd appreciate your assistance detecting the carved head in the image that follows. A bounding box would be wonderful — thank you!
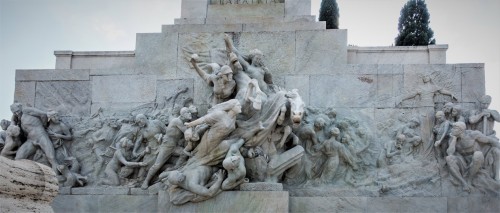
[451,105,462,117]
[6,125,20,137]
[188,105,198,117]
[135,114,148,128]
[422,75,431,83]
[451,122,466,136]
[435,111,445,122]
[107,118,121,129]
[217,65,233,81]
[409,117,420,128]
[0,119,11,130]
[231,101,242,114]
[286,89,305,128]
[314,118,326,130]
[10,103,22,116]
[47,110,60,124]
[180,107,192,121]
[120,138,134,149]
[443,102,454,114]
[396,134,406,149]
[222,155,241,170]
[480,95,492,109]
[329,127,340,138]
[167,171,186,185]
[249,49,264,67]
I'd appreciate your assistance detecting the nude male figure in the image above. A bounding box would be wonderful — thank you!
[11,103,59,171]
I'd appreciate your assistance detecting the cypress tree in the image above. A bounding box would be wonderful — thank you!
[319,0,339,29]
[395,0,436,46]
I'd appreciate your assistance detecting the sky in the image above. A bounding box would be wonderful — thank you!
[0,0,499,133]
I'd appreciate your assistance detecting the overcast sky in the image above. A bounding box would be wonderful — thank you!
[1,0,499,132]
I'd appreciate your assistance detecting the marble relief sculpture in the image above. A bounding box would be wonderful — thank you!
[3,35,500,206]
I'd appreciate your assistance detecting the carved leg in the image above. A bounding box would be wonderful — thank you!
[141,146,175,189]
[469,151,484,179]
[491,148,500,181]
[38,138,59,172]
[446,155,470,192]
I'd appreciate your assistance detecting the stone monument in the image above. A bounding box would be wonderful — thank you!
[5,0,499,212]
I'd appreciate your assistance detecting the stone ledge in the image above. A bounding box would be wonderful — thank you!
[162,24,243,33]
[71,187,130,195]
[240,182,284,191]
[15,69,90,81]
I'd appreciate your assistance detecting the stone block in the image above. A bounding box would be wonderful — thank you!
[14,81,36,107]
[71,55,135,69]
[448,196,500,213]
[158,190,288,213]
[97,195,158,212]
[284,75,309,105]
[91,75,157,103]
[376,74,396,108]
[174,18,206,25]
[207,3,284,19]
[162,24,243,33]
[284,15,316,22]
[35,81,91,117]
[285,0,311,17]
[52,195,99,213]
[176,32,226,78]
[378,64,403,75]
[16,69,90,81]
[365,197,447,213]
[54,51,72,69]
[310,74,376,108]
[135,33,178,78]
[156,79,195,109]
[290,197,366,213]
[428,44,448,64]
[239,31,295,76]
[240,182,283,191]
[89,67,137,76]
[294,30,347,74]
[58,186,71,195]
[400,64,460,107]
[193,77,213,106]
[242,22,325,32]
[181,0,208,19]
[459,65,485,102]
[71,187,130,195]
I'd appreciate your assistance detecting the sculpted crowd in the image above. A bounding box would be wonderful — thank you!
[1,35,499,204]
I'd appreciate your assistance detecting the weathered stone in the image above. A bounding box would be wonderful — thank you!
[52,195,99,213]
[91,75,156,103]
[181,0,208,19]
[71,53,135,69]
[285,0,311,17]
[448,196,500,213]
[156,79,194,108]
[310,74,377,108]
[174,18,206,25]
[366,197,447,213]
[290,197,366,213]
[0,157,58,213]
[135,33,178,78]
[294,30,347,74]
[176,32,226,78]
[348,45,448,64]
[14,81,36,107]
[239,31,295,76]
[16,69,90,81]
[54,51,72,69]
[98,195,158,212]
[458,64,485,102]
[35,81,91,116]
[158,190,289,213]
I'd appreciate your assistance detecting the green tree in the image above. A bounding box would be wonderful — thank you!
[395,0,436,46]
[319,0,339,29]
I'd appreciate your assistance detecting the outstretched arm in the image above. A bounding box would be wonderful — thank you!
[116,151,143,167]
[226,139,244,158]
[437,88,457,100]
[475,131,500,148]
[190,55,212,85]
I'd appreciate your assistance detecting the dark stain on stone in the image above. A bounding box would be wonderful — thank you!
[358,76,373,83]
